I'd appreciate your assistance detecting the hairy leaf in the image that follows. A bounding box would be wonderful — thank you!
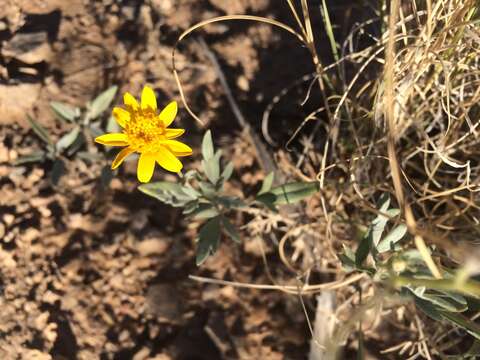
[221,162,234,182]
[256,181,319,206]
[202,130,214,160]
[258,172,274,195]
[15,152,46,165]
[50,101,78,123]
[377,224,408,253]
[56,127,81,153]
[202,151,221,185]
[222,217,240,243]
[139,181,197,207]
[27,115,53,146]
[88,85,118,119]
[191,203,220,220]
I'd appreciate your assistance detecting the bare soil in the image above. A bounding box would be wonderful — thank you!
[0,1,370,359]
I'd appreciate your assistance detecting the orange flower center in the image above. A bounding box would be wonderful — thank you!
[124,109,167,152]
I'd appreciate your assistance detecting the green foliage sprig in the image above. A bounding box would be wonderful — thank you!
[17,86,118,185]
[139,130,319,265]
[339,194,480,340]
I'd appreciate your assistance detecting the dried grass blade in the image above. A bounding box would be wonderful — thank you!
[172,15,304,126]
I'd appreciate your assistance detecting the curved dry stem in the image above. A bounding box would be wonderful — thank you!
[172,15,305,126]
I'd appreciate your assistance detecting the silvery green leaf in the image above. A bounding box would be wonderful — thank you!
[50,101,78,123]
[196,216,221,266]
[27,115,53,146]
[191,203,220,220]
[183,201,200,215]
[181,186,201,199]
[202,156,220,185]
[88,85,118,119]
[138,181,197,207]
[377,193,391,214]
[106,114,121,133]
[221,162,234,182]
[66,131,85,156]
[256,181,319,206]
[217,196,245,209]
[14,151,46,165]
[202,130,214,160]
[258,172,274,195]
[370,208,400,248]
[199,181,216,198]
[222,217,240,243]
[56,127,81,153]
[377,224,408,253]
[184,170,198,181]
[88,123,104,138]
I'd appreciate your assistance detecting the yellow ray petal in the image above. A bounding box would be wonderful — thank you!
[111,147,134,170]
[162,140,193,156]
[137,153,156,183]
[141,86,157,111]
[112,107,130,128]
[124,92,139,111]
[156,147,183,173]
[165,128,185,139]
[95,133,128,146]
[158,101,178,127]
[172,150,192,157]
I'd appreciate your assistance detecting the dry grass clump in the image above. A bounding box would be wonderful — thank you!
[310,0,480,356]
[327,0,480,258]
[383,0,480,246]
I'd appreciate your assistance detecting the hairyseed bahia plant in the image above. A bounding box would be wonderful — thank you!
[95,85,192,182]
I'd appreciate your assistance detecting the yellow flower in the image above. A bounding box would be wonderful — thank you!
[95,86,192,183]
